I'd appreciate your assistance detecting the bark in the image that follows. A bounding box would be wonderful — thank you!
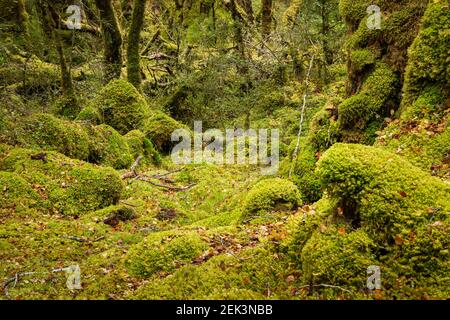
[94,0,123,82]
[261,0,273,38]
[127,0,147,91]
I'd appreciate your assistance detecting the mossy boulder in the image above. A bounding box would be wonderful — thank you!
[141,112,189,153]
[301,228,377,287]
[91,204,137,227]
[0,171,42,213]
[242,178,302,220]
[124,129,161,165]
[90,79,150,134]
[76,106,102,125]
[0,147,124,215]
[87,124,133,169]
[18,113,91,160]
[316,143,450,246]
[125,231,209,277]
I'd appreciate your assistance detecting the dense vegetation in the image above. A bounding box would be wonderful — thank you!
[0,0,448,300]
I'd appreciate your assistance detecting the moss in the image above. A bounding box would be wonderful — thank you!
[87,124,133,169]
[350,49,375,71]
[242,178,302,220]
[91,79,150,134]
[301,228,377,287]
[0,171,42,213]
[91,204,137,225]
[402,0,449,105]
[339,0,369,30]
[125,230,209,277]
[401,86,447,122]
[338,63,397,142]
[0,147,124,216]
[76,106,102,125]
[141,112,189,153]
[18,113,90,161]
[316,143,450,246]
[124,129,162,165]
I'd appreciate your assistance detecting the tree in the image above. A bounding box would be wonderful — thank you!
[261,0,273,38]
[94,0,123,82]
[127,0,148,91]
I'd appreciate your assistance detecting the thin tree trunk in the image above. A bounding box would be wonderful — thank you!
[127,0,147,91]
[94,0,123,82]
[261,0,273,38]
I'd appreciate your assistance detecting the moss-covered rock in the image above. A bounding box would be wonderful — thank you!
[0,147,124,215]
[316,143,450,246]
[242,178,302,220]
[0,171,42,213]
[76,106,102,125]
[90,79,150,134]
[301,228,377,287]
[91,204,137,226]
[124,129,161,165]
[141,112,189,153]
[125,231,209,277]
[18,113,91,160]
[87,124,133,169]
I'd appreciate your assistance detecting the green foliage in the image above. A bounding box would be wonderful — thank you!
[0,147,124,216]
[125,231,209,277]
[90,79,150,134]
[316,143,450,246]
[242,178,302,220]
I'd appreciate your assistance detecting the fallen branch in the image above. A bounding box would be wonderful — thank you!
[121,155,144,179]
[297,283,352,293]
[59,235,105,243]
[135,176,196,191]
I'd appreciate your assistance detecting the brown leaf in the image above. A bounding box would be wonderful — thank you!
[395,235,404,245]
[399,191,407,198]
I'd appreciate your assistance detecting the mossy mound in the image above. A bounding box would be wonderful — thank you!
[0,171,42,213]
[316,143,450,246]
[87,124,133,169]
[242,178,302,220]
[141,112,189,153]
[125,231,209,277]
[0,147,124,215]
[90,79,150,134]
[76,106,102,125]
[301,228,376,287]
[90,204,137,226]
[124,129,161,165]
[338,63,397,143]
[18,113,91,160]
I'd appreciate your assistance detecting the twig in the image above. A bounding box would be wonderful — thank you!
[121,155,144,179]
[297,283,351,293]
[289,54,315,178]
[135,176,196,191]
[59,235,105,243]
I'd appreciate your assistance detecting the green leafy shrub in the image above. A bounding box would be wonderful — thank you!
[90,79,150,134]
[125,231,209,277]
[242,178,302,220]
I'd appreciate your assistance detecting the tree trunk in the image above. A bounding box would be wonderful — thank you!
[127,0,147,91]
[237,0,254,23]
[94,0,123,82]
[261,0,272,38]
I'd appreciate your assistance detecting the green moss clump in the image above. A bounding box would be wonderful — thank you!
[87,124,133,169]
[301,228,376,287]
[91,79,150,134]
[339,0,369,30]
[338,63,397,143]
[316,143,450,245]
[125,231,208,277]
[0,147,124,216]
[18,113,90,161]
[91,204,137,224]
[124,129,162,165]
[141,112,189,153]
[350,49,375,71]
[0,171,41,212]
[242,178,302,220]
[76,106,102,125]
[402,0,449,105]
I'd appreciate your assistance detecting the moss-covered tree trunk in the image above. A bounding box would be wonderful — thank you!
[127,0,147,91]
[94,0,123,82]
[237,0,254,23]
[261,0,272,38]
